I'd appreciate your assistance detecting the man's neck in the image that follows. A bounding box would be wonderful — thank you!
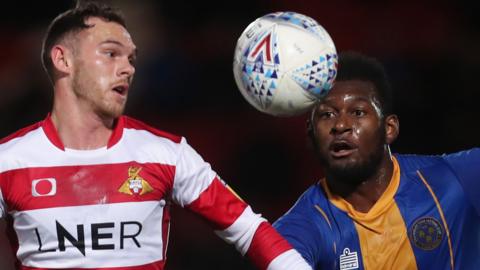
[51,101,115,150]
[326,153,394,213]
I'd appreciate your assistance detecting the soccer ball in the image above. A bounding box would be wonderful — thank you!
[233,11,337,116]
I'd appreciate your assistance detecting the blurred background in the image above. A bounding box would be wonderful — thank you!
[0,0,479,269]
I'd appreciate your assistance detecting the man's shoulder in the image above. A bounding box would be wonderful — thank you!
[0,120,46,174]
[277,183,328,221]
[274,182,332,242]
[0,120,45,159]
[121,116,182,144]
[0,121,44,146]
[395,149,480,173]
[394,153,446,173]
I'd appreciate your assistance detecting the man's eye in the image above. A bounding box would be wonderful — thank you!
[353,110,365,117]
[129,57,136,66]
[105,51,115,57]
[319,111,334,119]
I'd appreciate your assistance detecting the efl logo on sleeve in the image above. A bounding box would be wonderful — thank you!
[32,178,57,197]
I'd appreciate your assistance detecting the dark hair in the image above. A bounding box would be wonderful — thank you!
[307,51,393,139]
[335,51,393,116]
[41,0,127,81]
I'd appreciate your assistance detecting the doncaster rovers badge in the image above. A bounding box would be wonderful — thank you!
[118,167,153,195]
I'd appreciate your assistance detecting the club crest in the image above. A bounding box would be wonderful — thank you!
[409,216,444,250]
[118,167,153,195]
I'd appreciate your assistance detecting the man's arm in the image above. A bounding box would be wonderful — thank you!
[173,138,312,269]
[246,221,313,270]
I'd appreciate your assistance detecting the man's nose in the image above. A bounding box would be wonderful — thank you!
[331,113,352,134]
[118,57,135,78]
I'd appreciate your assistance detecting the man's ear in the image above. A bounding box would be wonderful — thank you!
[50,44,73,75]
[385,114,399,145]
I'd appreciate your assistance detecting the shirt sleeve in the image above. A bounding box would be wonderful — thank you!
[442,148,480,214]
[171,137,218,207]
[172,138,312,269]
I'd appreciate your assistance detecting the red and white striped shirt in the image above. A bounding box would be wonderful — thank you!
[0,115,311,270]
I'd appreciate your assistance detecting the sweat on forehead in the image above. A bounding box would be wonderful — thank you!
[312,80,385,119]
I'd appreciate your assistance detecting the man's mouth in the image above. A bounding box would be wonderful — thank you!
[112,84,129,96]
[329,140,357,158]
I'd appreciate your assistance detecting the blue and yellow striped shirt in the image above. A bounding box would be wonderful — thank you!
[274,149,480,269]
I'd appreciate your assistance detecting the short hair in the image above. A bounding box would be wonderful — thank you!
[335,51,394,116]
[41,0,127,81]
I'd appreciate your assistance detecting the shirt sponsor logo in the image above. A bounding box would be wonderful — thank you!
[118,167,153,195]
[339,248,359,270]
[32,178,57,197]
[35,220,143,256]
[409,216,444,250]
